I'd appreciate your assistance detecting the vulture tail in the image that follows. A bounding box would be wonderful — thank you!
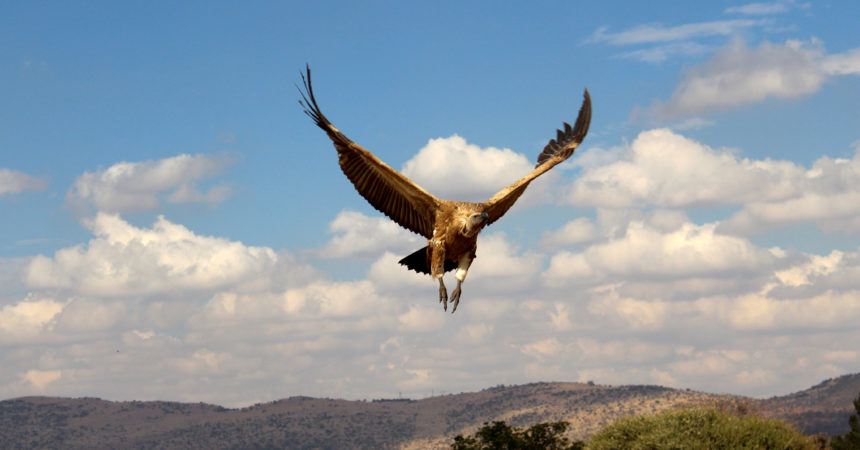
[398,247,457,275]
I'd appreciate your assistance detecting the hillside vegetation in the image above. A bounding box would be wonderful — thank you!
[1,373,857,449]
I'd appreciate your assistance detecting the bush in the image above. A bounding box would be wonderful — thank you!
[586,407,816,450]
[830,391,860,450]
[451,420,584,450]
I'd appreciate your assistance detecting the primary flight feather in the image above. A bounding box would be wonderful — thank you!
[299,66,591,313]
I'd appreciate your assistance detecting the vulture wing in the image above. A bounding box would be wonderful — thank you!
[483,89,591,225]
[299,67,441,239]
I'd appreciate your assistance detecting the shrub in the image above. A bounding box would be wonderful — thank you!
[830,391,860,450]
[586,407,816,450]
[451,420,584,450]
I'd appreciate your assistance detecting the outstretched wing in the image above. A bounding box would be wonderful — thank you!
[482,89,591,225]
[299,66,441,239]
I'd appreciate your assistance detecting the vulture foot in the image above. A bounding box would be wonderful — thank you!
[438,281,448,311]
[450,284,462,314]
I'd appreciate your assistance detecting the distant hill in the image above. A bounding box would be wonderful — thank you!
[1,373,858,449]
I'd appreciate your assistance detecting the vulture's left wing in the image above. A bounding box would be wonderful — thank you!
[483,89,591,225]
[299,67,441,239]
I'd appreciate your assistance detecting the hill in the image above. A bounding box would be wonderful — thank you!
[1,373,858,449]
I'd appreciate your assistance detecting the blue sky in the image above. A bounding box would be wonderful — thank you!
[2,1,860,406]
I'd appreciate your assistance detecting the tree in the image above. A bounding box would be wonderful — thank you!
[831,391,860,450]
[587,407,816,449]
[451,420,583,450]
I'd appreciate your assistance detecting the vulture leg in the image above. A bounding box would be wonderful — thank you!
[430,240,449,311]
[450,252,474,314]
[438,278,448,311]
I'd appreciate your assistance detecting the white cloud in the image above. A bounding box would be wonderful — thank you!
[539,218,598,249]
[316,210,423,259]
[720,148,860,235]
[544,220,780,287]
[586,19,769,46]
[821,47,860,76]
[22,369,62,390]
[0,168,46,195]
[0,297,65,341]
[619,42,711,63]
[724,1,809,16]
[567,128,802,209]
[25,213,278,297]
[401,135,554,205]
[65,153,233,214]
[568,129,860,235]
[651,39,860,118]
[5,132,860,406]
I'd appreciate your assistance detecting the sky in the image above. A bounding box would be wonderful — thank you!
[2,1,860,407]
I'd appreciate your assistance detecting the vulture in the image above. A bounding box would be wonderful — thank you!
[299,67,591,313]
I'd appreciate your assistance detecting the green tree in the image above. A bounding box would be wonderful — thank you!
[451,420,584,450]
[831,391,860,450]
[586,407,816,450]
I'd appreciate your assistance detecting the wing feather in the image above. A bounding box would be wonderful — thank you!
[483,89,591,225]
[299,66,441,238]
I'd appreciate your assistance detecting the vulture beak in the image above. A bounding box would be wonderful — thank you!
[481,212,489,221]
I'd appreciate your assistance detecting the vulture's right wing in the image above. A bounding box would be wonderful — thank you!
[299,67,441,239]
[482,89,591,226]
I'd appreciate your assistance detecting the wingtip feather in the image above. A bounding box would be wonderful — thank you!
[535,87,592,168]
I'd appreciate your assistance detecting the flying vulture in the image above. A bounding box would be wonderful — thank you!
[299,67,591,313]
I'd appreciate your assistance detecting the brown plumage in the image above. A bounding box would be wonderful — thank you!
[299,66,591,313]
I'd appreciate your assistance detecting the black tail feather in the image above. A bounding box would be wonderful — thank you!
[398,247,457,275]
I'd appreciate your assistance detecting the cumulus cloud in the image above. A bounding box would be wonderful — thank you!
[719,147,860,235]
[65,153,233,214]
[2,209,860,403]
[543,220,780,287]
[25,213,278,297]
[567,128,801,209]
[0,296,65,341]
[401,135,554,205]
[0,168,46,195]
[5,133,860,404]
[650,38,860,118]
[316,210,423,259]
[22,369,62,390]
[568,129,860,235]
[539,218,598,249]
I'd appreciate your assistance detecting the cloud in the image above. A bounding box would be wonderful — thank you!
[2,208,860,404]
[5,129,860,405]
[22,369,62,390]
[567,129,860,235]
[0,296,66,341]
[724,1,809,16]
[719,147,860,235]
[650,39,860,118]
[617,42,711,64]
[539,218,598,249]
[566,128,802,209]
[400,135,553,204]
[65,153,233,214]
[543,220,780,287]
[25,213,278,297]
[316,210,423,259]
[0,168,46,195]
[586,19,769,46]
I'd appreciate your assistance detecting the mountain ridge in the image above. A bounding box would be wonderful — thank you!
[2,373,858,449]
